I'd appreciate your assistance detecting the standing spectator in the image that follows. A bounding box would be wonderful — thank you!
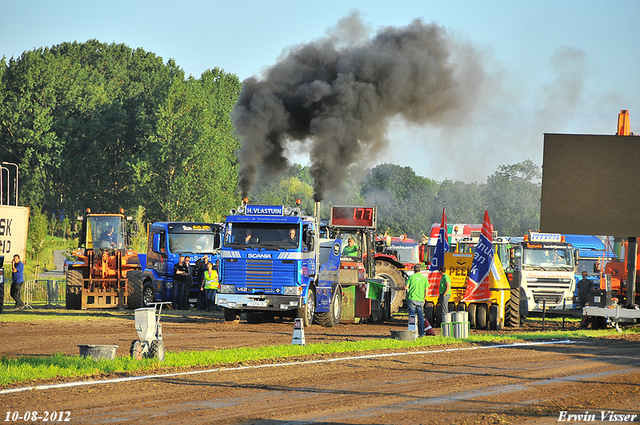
[439,265,451,323]
[184,256,193,309]
[11,254,25,309]
[172,255,188,310]
[195,255,211,311]
[201,260,220,312]
[396,264,429,337]
[577,270,592,329]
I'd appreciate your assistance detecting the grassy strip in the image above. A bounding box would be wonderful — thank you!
[2,327,637,387]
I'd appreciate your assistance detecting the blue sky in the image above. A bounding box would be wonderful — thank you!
[2,0,639,183]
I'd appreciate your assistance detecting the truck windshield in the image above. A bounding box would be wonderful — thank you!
[224,223,301,249]
[522,247,574,269]
[88,216,125,251]
[168,232,217,254]
[390,244,419,264]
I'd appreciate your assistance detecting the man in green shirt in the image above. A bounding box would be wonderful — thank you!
[398,264,429,337]
[342,237,359,257]
[439,265,452,323]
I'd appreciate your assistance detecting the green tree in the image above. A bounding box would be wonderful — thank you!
[432,180,483,225]
[361,163,437,239]
[27,208,49,265]
[134,69,242,222]
[482,160,541,236]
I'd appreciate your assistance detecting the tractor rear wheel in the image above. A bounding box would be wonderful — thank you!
[375,261,405,315]
[65,270,83,310]
[315,285,342,327]
[519,287,528,324]
[505,287,521,327]
[0,277,4,313]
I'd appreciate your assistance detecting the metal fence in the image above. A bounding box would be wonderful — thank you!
[2,279,67,308]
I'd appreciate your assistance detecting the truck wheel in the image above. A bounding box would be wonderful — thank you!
[519,287,528,324]
[435,302,443,327]
[489,304,499,330]
[149,340,165,361]
[505,287,521,327]
[65,270,83,310]
[375,261,405,315]
[468,303,477,329]
[456,303,466,311]
[126,270,145,309]
[315,286,342,327]
[297,287,316,327]
[223,308,241,322]
[424,302,435,326]
[476,304,488,330]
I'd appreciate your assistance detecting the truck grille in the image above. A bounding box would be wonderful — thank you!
[223,259,297,291]
[528,278,572,305]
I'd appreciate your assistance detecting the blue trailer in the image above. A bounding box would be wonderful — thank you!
[216,202,343,326]
[127,222,222,309]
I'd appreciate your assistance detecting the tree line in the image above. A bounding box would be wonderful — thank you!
[1,40,541,246]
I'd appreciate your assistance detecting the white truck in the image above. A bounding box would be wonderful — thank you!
[511,232,577,316]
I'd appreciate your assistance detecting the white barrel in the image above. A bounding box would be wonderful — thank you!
[453,311,469,338]
[442,312,452,337]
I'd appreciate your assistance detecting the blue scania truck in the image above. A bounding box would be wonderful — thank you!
[216,201,346,326]
[127,222,222,308]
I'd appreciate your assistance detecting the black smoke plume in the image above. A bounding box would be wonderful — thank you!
[232,13,477,201]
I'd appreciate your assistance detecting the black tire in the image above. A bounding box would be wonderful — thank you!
[448,302,456,313]
[476,303,488,330]
[424,302,435,326]
[519,287,528,324]
[468,303,477,329]
[297,287,316,327]
[149,340,165,361]
[435,302,443,327]
[126,270,145,309]
[456,303,466,311]
[223,308,241,322]
[315,286,342,327]
[375,261,405,315]
[130,340,143,360]
[65,270,83,310]
[505,287,521,327]
[489,304,499,330]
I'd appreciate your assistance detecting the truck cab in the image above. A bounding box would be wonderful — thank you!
[511,232,577,312]
[216,203,331,326]
[131,222,222,308]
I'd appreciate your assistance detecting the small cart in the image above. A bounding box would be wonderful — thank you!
[130,301,171,361]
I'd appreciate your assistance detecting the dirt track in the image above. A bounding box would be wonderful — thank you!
[1,310,640,424]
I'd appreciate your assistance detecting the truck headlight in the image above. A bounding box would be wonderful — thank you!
[220,284,235,293]
[283,286,302,296]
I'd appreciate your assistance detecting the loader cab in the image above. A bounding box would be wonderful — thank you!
[83,214,127,253]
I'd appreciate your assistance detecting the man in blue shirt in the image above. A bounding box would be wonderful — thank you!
[11,254,25,309]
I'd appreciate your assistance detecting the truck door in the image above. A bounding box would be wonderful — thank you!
[148,229,168,274]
